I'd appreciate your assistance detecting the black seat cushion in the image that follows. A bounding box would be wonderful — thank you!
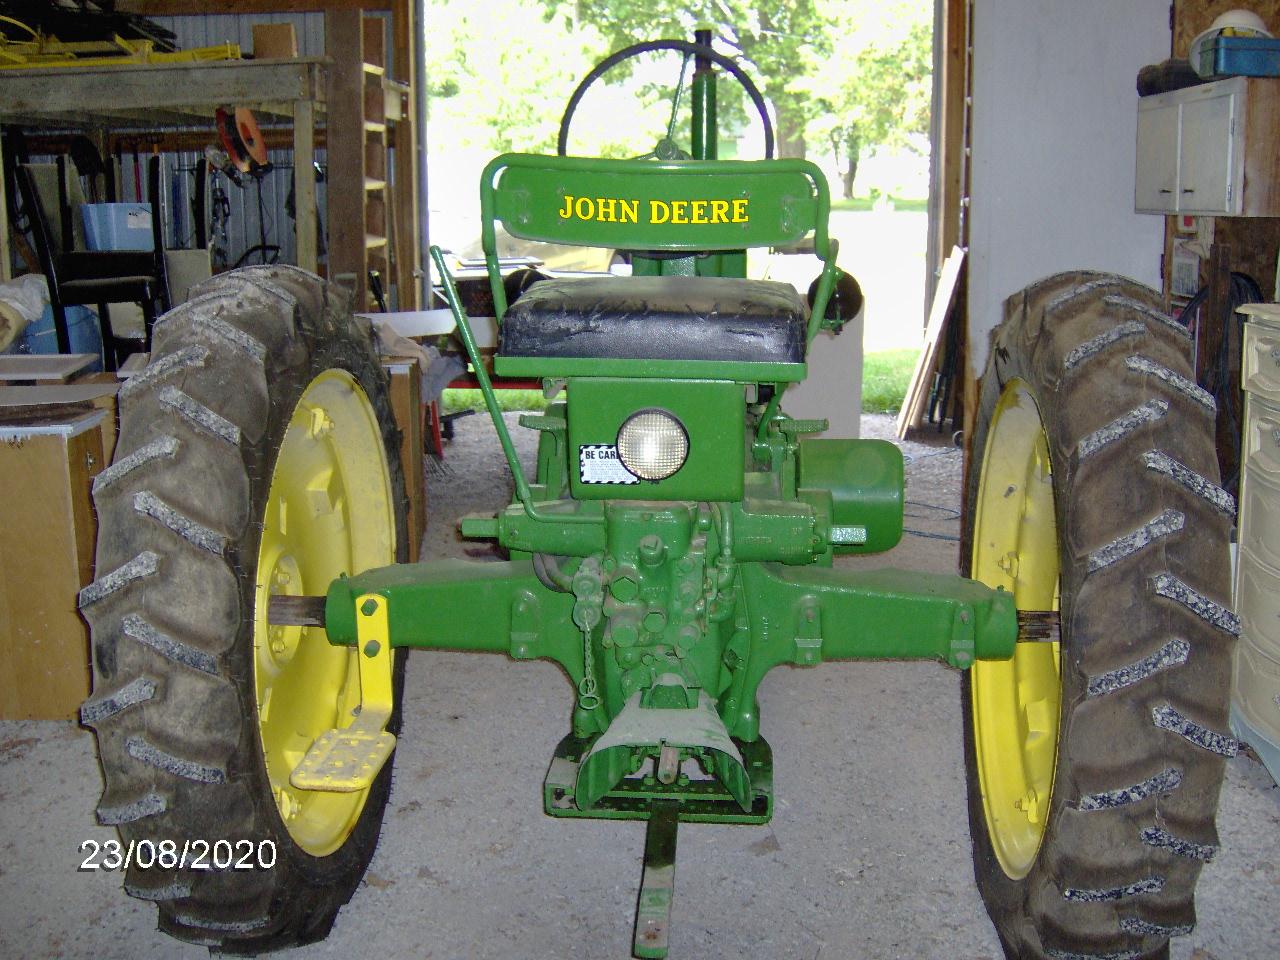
[498,275,807,364]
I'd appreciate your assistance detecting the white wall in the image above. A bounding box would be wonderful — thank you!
[967,0,1170,378]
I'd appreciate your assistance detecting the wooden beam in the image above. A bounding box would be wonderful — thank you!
[120,1,391,13]
[0,140,10,282]
[0,60,325,118]
[938,0,968,257]
[326,9,367,306]
[390,0,420,307]
[293,98,318,272]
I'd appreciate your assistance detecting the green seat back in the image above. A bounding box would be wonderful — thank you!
[479,153,837,323]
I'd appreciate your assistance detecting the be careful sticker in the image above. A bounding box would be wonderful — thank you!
[579,444,639,484]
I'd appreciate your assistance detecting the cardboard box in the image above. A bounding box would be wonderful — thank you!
[252,22,298,60]
[0,408,107,719]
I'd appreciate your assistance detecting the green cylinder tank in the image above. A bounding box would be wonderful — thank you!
[796,438,904,554]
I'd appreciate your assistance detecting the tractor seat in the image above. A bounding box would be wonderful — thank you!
[497,275,807,364]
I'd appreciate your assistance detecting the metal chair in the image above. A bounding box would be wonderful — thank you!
[15,156,169,368]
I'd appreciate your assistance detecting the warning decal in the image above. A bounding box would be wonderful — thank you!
[579,444,639,484]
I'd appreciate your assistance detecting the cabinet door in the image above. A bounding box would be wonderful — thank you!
[1135,101,1180,212]
[1179,90,1240,214]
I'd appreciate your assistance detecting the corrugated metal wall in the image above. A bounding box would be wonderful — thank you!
[114,149,328,270]
[138,14,329,269]
[149,13,327,58]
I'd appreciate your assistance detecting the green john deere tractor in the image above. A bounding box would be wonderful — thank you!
[81,32,1237,960]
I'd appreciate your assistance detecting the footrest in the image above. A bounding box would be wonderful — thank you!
[290,721,396,792]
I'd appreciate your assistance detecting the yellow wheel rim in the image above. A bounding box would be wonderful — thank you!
[253,369,396,857]
[970,379,1062,879]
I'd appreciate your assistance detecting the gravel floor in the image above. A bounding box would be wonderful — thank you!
[1,412,1276,960]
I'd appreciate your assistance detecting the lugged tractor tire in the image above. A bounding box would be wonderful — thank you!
[79,265,408,953]
[961,272,1239,960]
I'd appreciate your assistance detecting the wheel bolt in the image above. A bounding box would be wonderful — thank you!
[277,788,298,819]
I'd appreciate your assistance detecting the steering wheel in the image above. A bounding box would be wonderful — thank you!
[557,39,775,160]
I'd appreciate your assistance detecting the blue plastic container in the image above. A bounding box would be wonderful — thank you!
[16,304,104,371]
[1197,36,1280,77]
[81,202,154,251]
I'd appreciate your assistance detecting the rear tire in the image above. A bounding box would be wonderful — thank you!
[962,272,1238,959]
[79,266,408,952]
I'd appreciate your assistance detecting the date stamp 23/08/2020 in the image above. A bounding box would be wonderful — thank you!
[79,838,277,872]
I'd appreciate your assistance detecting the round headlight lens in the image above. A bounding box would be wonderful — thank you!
[616,410,689,481]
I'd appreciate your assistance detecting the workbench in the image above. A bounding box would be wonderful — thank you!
[0,56,326,279]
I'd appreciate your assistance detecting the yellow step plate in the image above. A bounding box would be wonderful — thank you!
[290,721,396,792]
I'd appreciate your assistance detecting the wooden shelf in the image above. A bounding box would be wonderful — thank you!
[326,9,418,312]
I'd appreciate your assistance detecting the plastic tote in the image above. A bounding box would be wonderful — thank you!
[15,304,104,371]
[81,203,154,252]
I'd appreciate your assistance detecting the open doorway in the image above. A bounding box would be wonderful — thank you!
[423,0,940,434]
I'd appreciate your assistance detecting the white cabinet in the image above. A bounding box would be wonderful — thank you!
[1135,102,1180,209]
[1136,77,1280,216]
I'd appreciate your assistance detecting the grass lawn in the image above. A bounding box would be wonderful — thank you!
[441,388,547,415]
[831,197,928,213]
[861,348,920,414]
[442,349,919,418]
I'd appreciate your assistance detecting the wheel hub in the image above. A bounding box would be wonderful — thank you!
[970,379,1062,879]
[252,368,397,857]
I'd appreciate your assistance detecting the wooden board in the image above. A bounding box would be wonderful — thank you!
[385,358,426,562]
[0,354,96,382]
[0,383,120,407]
[897,246,965,438]
[116,352,149,378]
[0,410,105,719]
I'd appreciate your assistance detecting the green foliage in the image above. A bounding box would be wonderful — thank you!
[540,0,831,157]
[425,0,608,154]
[803,1,934,196]
[861,348,920,413]
[428,1,931,167]
[442,388,549,414]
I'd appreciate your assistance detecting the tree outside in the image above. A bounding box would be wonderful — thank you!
[426,0,935,397]
[426,0,934,203]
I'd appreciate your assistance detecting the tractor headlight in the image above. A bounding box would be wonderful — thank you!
[616,409,688,481]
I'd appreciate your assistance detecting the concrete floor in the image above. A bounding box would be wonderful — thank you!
[1,414,1277,960]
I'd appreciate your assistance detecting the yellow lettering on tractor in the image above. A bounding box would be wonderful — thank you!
[559,195,745,225]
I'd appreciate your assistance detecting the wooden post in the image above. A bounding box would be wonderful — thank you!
[0,144,11,281]
[293,97,317,273]
[326,8,367,306]
[1200,243,1240,493]
[390,0,420,308]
